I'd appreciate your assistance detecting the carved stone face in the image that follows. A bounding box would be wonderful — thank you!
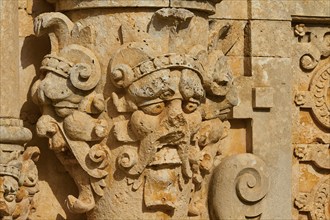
[124,69,205,177]
[37,72,84,118]
[0,176,18,217]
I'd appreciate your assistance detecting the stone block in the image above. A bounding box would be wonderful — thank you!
[250,0,291,20]
[212,0,248,20]
[292,0,330,17]
[209,20,247,57]
[232,75,254,119]
[227,56,245,77]
[253,87,274,109]
[250,20,292,58]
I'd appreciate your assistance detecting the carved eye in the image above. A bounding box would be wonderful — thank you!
[4,193,15,202]
[182,101,199,113]
[140,102,165,115]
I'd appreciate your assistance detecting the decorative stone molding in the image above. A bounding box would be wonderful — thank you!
[293,23,330,129]
[294,144,330,169]
[294,62,330,129]
[292,18,330,220]
[46,0,221,14]
[294,177,330,220]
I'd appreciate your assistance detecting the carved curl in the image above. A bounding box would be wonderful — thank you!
[63,45,101,91]
[209,153,270,220]
[236,168,269,203]
[88,144,110,170]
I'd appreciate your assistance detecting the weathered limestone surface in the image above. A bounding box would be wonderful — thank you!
[0,1,39,219]
[0,0,328,219]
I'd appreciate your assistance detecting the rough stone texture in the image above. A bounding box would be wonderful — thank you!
[250,21,292,58]
[291,20,329,220]
[253,87,274,109]
[0,0,329,220]
[1,1,39,219]
[0,0,20,118]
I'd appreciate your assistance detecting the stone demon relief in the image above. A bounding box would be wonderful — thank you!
[108,8,238,217]
[32,1,269,219]
[32,13,110,213]
[0,144,39,220]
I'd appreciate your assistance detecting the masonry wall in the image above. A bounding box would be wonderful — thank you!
[0,0,328,219]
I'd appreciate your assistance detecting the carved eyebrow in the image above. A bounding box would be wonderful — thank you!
[137,92,185,107]
[138,98,165,107]
[179,78,205,102]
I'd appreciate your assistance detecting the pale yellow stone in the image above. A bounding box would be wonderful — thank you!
[0,0,329,220]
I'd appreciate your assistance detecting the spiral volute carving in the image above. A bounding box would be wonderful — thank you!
[209,153,270,220]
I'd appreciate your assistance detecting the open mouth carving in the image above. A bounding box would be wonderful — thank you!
[149,145,183,166]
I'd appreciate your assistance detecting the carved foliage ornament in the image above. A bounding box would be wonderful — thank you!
[294,24,330,71]
[293,143,330,220]
[294,24,330,129]
[294,177,330,220]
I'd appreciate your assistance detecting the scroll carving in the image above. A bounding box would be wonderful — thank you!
[294,24,330,71]
[294,24,330,129]
[294,63,330,129]
[293,144,330,220]
[209,154,270,220]
[294,144,330,169]
[294,177,330,220]
[32,12,109,213]
[293,21,330,220]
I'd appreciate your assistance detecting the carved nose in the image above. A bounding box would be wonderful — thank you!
[168,113,186,127]
[167,99,183,117]
[166,100,187,127]
[39,73,71,101]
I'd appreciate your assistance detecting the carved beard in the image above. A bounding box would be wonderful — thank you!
[127,113,195,179]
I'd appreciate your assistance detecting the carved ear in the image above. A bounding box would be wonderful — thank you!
[112,92,137,113]
[61,44,101,91]
[34,12,74,53]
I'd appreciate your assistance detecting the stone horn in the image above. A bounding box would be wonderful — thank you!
[34,12,74,53]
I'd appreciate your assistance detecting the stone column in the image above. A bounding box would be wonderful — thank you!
[0,0,20,117]
[0,2,39,220]
[0,0,31,140]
